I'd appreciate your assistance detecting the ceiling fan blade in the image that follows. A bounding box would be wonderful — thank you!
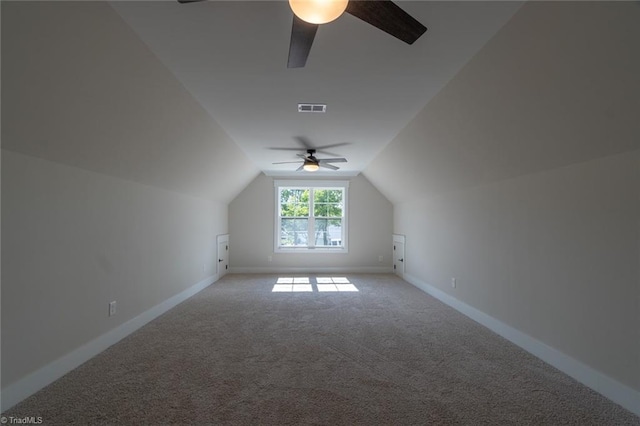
[319,163,340,171]
[272,139,349,156]
[293,136,313,149]
[268,147,306,151]
[345,0,427,45]
[297,153,308,159]
[177,0,206,3]
[288,16,318,68]
[314,142,350,151]
[273,161,303,165]
[314,143,351,156]
[318,158,347,163]
[296,164,305,171]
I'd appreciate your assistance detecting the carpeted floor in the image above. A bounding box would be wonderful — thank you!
[4,274,639,425]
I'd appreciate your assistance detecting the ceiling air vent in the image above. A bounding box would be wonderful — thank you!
[298,103,327,113]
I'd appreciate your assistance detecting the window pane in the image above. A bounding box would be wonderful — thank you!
[314,189,342,203]
[314,203,342,217]
[280,188,309,217]
[314,218,342,246]
[314,189,342,218]
[280,188,308,203]
[313,203,327,217]
[280,218,309,246]
[314,203,342,218]
[281,203,309,217]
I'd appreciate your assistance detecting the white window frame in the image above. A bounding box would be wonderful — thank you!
[274,180,349,254]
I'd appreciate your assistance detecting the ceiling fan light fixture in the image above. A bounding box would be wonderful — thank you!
[303,161,320,172]
[289,0,348,25]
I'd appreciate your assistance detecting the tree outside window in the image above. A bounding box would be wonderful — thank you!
[276,183,347,251]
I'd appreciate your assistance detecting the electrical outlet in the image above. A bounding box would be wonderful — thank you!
[378,255,383,262]
[109,301,117,317]
[451,278,456,288]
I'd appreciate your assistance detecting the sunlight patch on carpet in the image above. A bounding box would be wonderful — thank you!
[273,278,313,292]
[316,277,358,291]
[273,277,359,292]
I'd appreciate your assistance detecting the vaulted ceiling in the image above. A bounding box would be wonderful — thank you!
[110,1,522,176]
[365,1,640,203]
[4,1,638,204]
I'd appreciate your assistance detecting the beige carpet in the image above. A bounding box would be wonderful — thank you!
[4,274,639,425]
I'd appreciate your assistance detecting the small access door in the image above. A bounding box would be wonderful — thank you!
[217,234,229,278]
[393,234,405,278]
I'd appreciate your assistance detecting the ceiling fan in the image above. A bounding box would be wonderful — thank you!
[177,0,427,68]
[273,149,347,172]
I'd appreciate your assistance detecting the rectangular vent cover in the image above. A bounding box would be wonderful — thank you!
[298,103,327,113]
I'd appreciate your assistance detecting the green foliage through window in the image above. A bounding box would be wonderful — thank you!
[278,187,345,248]
[280,189,309,217]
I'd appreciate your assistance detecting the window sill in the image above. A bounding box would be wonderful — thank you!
[275,247,349,254]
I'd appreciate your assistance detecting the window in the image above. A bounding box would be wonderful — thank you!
[274,180,349,253]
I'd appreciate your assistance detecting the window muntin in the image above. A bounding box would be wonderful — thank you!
[275,181,348,253]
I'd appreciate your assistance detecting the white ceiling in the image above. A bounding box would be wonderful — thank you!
[111,1,523,176]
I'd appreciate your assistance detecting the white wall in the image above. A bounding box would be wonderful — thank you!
[364,0,640,411]
[1,1,258,408]
[229,173,393,272]
[1,150,226,388]
[395,151,639,391]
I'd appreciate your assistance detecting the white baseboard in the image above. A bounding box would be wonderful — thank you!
[403,273,640,417]
[229,266,393,274]
[1,274,218,412]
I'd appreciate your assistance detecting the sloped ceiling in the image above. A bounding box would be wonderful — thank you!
[2,1,259,203]
[364,1,640,204]
[110,0,522,176]
[9,1,635,204]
